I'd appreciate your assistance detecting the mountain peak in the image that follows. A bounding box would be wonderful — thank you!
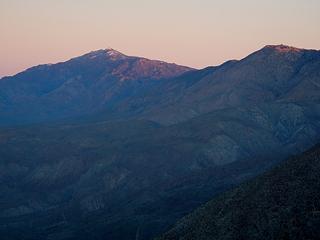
[104,48,126,56]
[263,44,303,53]
[83,48,128,60]
[244,44,307,62]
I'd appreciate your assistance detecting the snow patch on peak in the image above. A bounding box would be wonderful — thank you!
[104,48,128,60]
[84,48,128,60]
[105,49,121,56]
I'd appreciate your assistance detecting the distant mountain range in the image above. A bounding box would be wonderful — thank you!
[0,48,192,125]
[157,143,320,240]
[0,45,320,240]
[2,45,320,126]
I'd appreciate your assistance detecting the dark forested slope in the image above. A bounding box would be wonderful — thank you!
[158,144,320,240]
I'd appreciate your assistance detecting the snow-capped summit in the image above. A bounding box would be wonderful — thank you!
[81,48,128,61]
[104,48,128,60]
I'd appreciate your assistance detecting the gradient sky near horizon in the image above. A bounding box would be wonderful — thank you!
[1,0,320,77]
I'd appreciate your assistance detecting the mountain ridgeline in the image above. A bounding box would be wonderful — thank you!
[0,45,320,240]
[1,45,320,126]
[0,49,192,125]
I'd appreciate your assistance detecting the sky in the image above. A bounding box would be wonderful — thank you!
[1,0,320,77]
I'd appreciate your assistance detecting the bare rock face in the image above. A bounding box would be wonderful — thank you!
[203,135,242,166]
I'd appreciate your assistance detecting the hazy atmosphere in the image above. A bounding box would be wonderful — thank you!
[1,1,320,240]
[1,0,320,77]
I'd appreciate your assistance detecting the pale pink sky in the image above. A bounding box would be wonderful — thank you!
[1,0,320,77]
